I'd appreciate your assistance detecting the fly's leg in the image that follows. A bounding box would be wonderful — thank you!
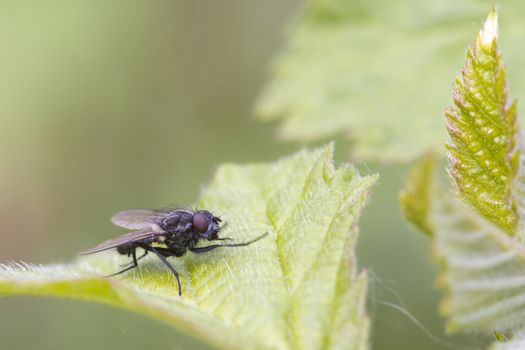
[190,232,268,254]
[135,243,183,296]
[106,246,140,277]
[120,249,147,267]
[152,247,185,257]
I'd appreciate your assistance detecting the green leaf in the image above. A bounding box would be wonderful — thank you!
[399,153,437,235]
[401,156,525,347]
[256,0,525,162]
[0,144,377,350]
[490,332,525,349]
[401,9,525,348]
[434,193,525,334]
[493,331,509,342]
[445,8,520,235]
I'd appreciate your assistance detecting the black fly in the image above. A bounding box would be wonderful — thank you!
[80,208,267,296]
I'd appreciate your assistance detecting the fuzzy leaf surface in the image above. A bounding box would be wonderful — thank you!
[0,144,377,350]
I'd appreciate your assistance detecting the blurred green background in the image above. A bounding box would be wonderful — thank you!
[0,1,495,349]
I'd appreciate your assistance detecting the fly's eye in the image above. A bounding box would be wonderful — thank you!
[193,212,209,233]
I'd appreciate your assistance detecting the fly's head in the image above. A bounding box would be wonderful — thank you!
[192,210,222,240]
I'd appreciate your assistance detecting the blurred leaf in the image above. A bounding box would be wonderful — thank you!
[491,332,525,349]
[402,9,525,348]
[400,153,436,235]
[445,9,520,235]
[402,155,525,346]
[434,192,525,334]
[257,0,525,161]
[0,144,377,350]
[493,331,509,342]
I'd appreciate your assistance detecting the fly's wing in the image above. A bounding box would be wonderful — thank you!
[111,209,171,230]
[79,230,165,255]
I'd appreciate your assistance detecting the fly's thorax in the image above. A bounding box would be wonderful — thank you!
[163,234,192,257]
[161,210,193,232]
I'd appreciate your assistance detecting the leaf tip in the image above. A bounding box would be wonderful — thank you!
[480,7,499,48]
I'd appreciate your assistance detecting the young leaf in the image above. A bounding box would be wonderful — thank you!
[0,144,377,350]
[444,8,520,235]
[256,0,525,162]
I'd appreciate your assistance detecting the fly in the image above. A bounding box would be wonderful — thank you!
[80,208,267,296]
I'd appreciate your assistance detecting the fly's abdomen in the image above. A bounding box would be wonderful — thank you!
[116,235,162,255]
[116,243,134,255]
